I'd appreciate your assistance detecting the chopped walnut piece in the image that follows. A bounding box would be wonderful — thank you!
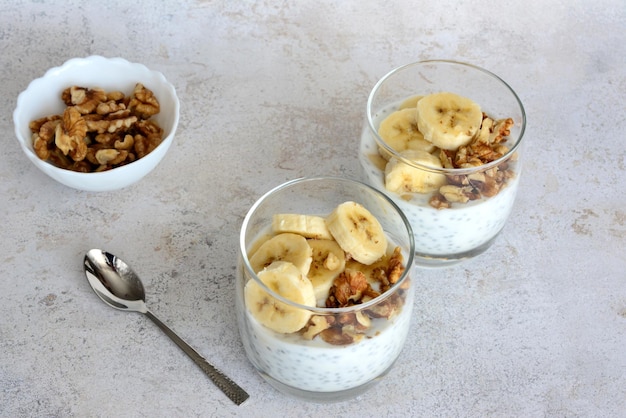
[33,133,50,160]
[301,315,331,340]
[62,86,107,114]
[354,311,371,330]
[86,115,138,134]
[369,266,388,288]
[326,269,368,308]
[479,174,502,197]
[475,114,494,144]
[494,144,510,156]
[96,100,127,115]
[28,115,62,135]
[361,286,381,303]
[114,134,134,150]
[106,91,126,102]
[319,327,355,346]
[62,106,87,140]
[429,193,451,209]
[129,83,160,118]
[133,134,154,159]
[341,326,365,343]
[94,133,116,145]
[439,149,455,169]
[69,140,88,162]
[48,148,71,169]
[39,119,62,144]
[53,125,75,156]
[365,294,400,319]
[135,119,163,140]
[85,147,98,165]
[53,107,88,161]
[95,149,119,165]
[133,134,148,158]
[467,172,486,183]
[69,160,91,173]
[490,118,514,144]
[336,312,356,325]
[133,120,164,158]
[386,247,405,285]
[439,185,470,203]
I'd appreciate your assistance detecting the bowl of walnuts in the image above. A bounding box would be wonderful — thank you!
[13,55,180,192]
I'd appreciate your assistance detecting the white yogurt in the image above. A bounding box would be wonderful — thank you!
[360,104,521,259]
[240,286,413,393]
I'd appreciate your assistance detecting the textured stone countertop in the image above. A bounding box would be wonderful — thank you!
[1,1,625,416]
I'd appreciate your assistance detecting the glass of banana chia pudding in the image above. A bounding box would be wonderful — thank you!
[360,60,526,267]
[236,177,415,402]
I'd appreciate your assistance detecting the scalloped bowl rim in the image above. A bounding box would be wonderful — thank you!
[13,55,180,192]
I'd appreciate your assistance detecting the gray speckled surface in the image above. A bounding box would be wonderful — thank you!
[1,0,625,416]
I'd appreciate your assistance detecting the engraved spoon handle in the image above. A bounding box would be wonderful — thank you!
[144,310,249,405]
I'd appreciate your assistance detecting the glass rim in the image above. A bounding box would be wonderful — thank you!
[366,59,527,175]
[239,176,415,314]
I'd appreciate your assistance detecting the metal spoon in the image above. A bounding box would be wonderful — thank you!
[83,249,249,406]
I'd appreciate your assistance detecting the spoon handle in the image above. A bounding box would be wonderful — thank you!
[144,310,249,406]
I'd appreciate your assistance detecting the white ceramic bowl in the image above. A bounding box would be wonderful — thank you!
[13,56,180,192]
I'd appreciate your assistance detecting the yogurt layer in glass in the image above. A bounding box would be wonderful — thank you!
[240,272,414,394]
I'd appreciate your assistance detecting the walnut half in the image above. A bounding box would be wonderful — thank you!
[129,83,160,119]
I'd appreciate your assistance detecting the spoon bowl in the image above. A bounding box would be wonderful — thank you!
[83,249,249,405]
[84,250,146,312]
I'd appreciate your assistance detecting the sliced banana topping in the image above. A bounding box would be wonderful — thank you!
[245,202,406,335]
[325,201,387,265]
[248,232,313,275]
[307,239,346,305]
[416,92,482,151]
[374,91,501,199]
[272,214,333,240]
[377,108,435,160]
[244,261,316,334]
[384,149,447,194]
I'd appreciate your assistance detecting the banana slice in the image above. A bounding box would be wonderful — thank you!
[378,108,436,160]
[384,149,447,194]
[307,239,346,305]
[272,214,333,240]
[325,201,387,265]
[416,92,482,151]
[244,261,316,333]
[248,233,313,275]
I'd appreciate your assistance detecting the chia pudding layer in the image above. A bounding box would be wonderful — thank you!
[360,102,521,259]
[239,282,413,393]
